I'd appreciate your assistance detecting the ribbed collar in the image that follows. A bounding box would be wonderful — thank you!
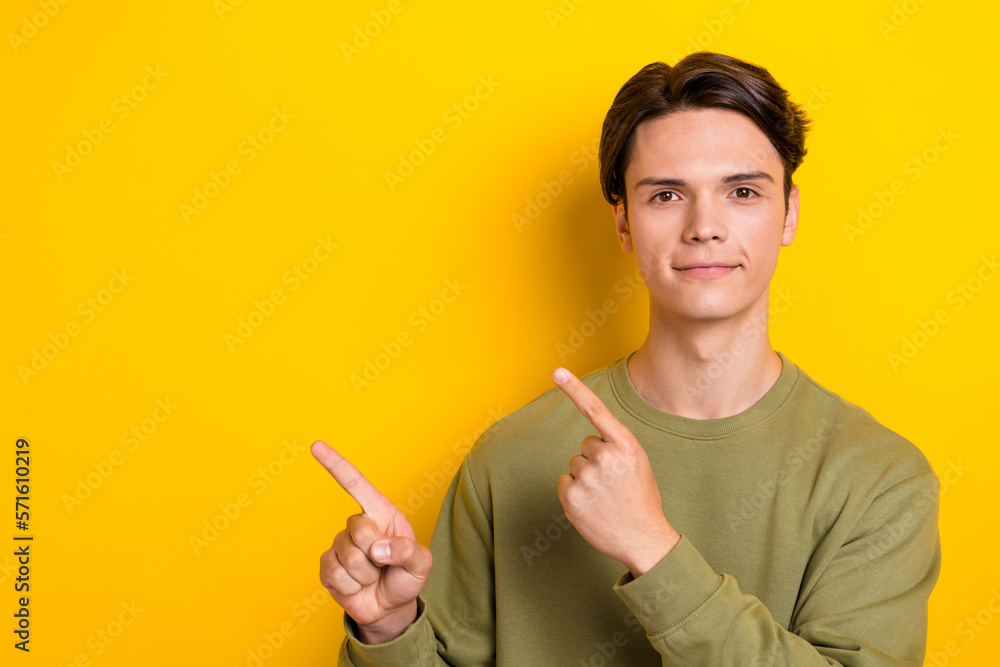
[607,349,799,440]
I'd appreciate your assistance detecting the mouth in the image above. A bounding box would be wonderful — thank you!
[673,262,739,277]
[675,262,738,269]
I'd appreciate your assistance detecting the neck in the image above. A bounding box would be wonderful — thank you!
[628,298,782,420]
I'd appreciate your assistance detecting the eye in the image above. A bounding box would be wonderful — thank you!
[732,187,758,198]
[653,191,679,202]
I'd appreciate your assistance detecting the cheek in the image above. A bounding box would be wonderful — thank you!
[731,212,784,269]
[755,247,781,285]
[631,232,675,276]
[751,230,782,264]
[629,212,675,250]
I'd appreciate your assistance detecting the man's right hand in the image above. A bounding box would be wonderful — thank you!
[311,440,433,645]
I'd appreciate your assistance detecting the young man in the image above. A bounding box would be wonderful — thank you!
[311,52,941,665]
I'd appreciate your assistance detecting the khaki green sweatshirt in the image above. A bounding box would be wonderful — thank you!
[339,351,941,665]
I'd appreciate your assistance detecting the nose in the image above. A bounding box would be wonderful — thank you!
[682,196,727,244]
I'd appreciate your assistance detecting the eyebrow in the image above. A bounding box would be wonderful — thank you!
[634,171,774,190]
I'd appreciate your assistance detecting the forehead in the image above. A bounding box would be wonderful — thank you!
[626,108,782,181]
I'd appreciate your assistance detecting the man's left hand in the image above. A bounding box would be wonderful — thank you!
[552,366,680,577]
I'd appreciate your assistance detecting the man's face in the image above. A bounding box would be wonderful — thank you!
[614,107,798,325]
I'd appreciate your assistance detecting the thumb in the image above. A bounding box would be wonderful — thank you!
[369,536,433,576]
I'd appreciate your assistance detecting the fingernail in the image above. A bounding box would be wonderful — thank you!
[372,542,390,561]
[553,368,569,384]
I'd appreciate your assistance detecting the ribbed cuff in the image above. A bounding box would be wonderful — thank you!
[612,533,724,637]
[339,597,435,667]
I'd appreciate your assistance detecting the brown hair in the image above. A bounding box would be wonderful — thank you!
[599,52,809,215]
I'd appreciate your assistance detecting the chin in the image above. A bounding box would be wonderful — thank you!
[658,300,741,323]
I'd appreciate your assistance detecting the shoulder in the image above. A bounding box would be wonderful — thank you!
[785,359,935,488]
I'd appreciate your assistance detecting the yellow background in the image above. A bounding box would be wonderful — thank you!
[2,0,997,664]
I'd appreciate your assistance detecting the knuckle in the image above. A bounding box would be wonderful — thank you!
[346,512,372,535]
[328,563,362,595]
[557,476,574,503]
[319,549,336,577]
[557,473,570,494]
[333,528,354,552]
[620,438,642,456]
[340,544,373,573]
[319,554,349,593]
[563,486,584,512]
[599,465,621,486]
[349,517,380,545]
[581,402,603,423]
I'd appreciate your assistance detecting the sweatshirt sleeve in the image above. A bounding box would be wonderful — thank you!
[612,471,941,666]
[338,454,497,666]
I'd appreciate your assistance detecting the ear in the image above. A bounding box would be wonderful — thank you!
[614,201,633,252]
[781,184,799,247]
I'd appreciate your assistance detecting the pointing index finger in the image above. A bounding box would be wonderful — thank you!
[552,367,630,442]
[311,440,393,518]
